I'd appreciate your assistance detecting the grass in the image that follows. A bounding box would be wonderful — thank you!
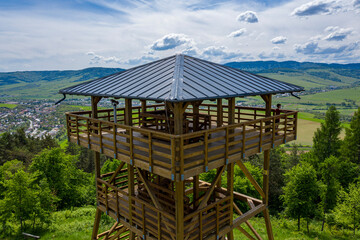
[234,216,359,240]
[0,103,17,109]
[5,206,357,240]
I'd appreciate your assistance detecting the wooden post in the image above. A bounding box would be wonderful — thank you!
[91,96,102,240]
[228,98,235,125]
[217,99,223,127]
[228,98,235,143]
[227,163,234,240]
[173,102,185,239]
[192,101,201,132]
[125,98,133,127]
[261,94,274,240]
[141,99,146,128]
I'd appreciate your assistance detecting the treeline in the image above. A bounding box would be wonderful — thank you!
[0,130,108,237]
[200,106,360,235]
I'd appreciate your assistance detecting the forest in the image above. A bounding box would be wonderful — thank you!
[0,106,359,239]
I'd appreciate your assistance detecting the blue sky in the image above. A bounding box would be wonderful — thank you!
[0,0,359,71]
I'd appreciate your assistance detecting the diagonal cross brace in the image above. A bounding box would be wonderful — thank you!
[236,160,265,199]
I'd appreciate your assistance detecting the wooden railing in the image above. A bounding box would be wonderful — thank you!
[66,104,297,180]
[184,196,232,240]
[96,178,176,240]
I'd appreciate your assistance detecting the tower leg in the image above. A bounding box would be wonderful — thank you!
[263,150,274,240]
[92,208,101,240]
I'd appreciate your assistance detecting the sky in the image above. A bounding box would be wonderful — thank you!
[0,0,359,72]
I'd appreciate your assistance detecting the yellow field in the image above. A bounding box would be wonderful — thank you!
[292,119,345,146]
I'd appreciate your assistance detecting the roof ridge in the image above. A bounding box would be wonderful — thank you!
[168,54,185,101]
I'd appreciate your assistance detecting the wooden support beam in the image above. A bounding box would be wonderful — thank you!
[125,98,132,126]
[108,162,125,184]
[261,94,274,240]
[237,226,256,240]
[227,97,235,125]
[92,208,102,240]
[217,98,223,127]
[140,100,147,128]
[227,163,234,240]
[233,203,262,240]
[236,160,265,199]
[136,168,163,210]
[104,222,119,240]
[127,165,135,240]
[175,181,184,240]
[232,204,266,230]
[197,165,225,210]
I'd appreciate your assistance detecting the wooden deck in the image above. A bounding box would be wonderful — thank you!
[67,104,297,181]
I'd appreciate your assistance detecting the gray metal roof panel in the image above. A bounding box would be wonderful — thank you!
[59,54,304,102]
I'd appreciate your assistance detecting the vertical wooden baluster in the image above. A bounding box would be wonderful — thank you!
[204,132,208,172]
[180,136,184,180]
[242,125,246,158]
[87,118,90,148]
[272,117,275,147]
[149,132,153,173]
[76,116,79,144]
[142,204,146,237]
[171,138,176,181]
[116,188,119,221]
[284,115,288,143]
[225,128,229,164]
[216,203,219,238]
[157,212,161,239]
[259,120,263,152]
[105,184,108,214]
[113,122,117,159]
[99,121,103,153]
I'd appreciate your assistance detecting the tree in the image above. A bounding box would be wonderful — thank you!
[30,148,95,209]
[269,147,286,213]
[313,106,342,162]
[341,107,360,164]
[333,182,360,236]
[319,156,341,231]
[282,161,320,232]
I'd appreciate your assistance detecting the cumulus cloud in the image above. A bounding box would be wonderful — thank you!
[202,46,241,59]
[124,55,159,65]
[354,0,360,7]
[294,41,359,55]
[228,28,247,38]
[324,27,353,41]
[236,11,258,23]
[291,0,341,16]
[258,51,286,59]
[150,33,193,51]
[87,52,121,64]
[271,36,287,44]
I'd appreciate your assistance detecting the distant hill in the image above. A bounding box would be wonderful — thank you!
[0,67,124,86]
[224,61,360,72]
[0,61,359,99]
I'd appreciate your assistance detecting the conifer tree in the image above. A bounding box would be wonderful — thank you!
[341,107,360,164]
[313,106,342,162]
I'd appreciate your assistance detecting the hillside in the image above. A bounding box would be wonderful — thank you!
[0,61,359,99]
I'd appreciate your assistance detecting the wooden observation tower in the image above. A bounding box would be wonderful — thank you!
[60,54,303,240]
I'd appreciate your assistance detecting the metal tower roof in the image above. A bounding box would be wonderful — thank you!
[59,54,304,102]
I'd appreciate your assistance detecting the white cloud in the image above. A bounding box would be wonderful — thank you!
[202,46,242,60]
[236,11,258,23]
[324,27,353,41]
[150,33,194,51]
[291,0,342,16]
[294,41,359,55]
[87,52,121,64]
[271,36,287,44]
[228,28,247,38]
